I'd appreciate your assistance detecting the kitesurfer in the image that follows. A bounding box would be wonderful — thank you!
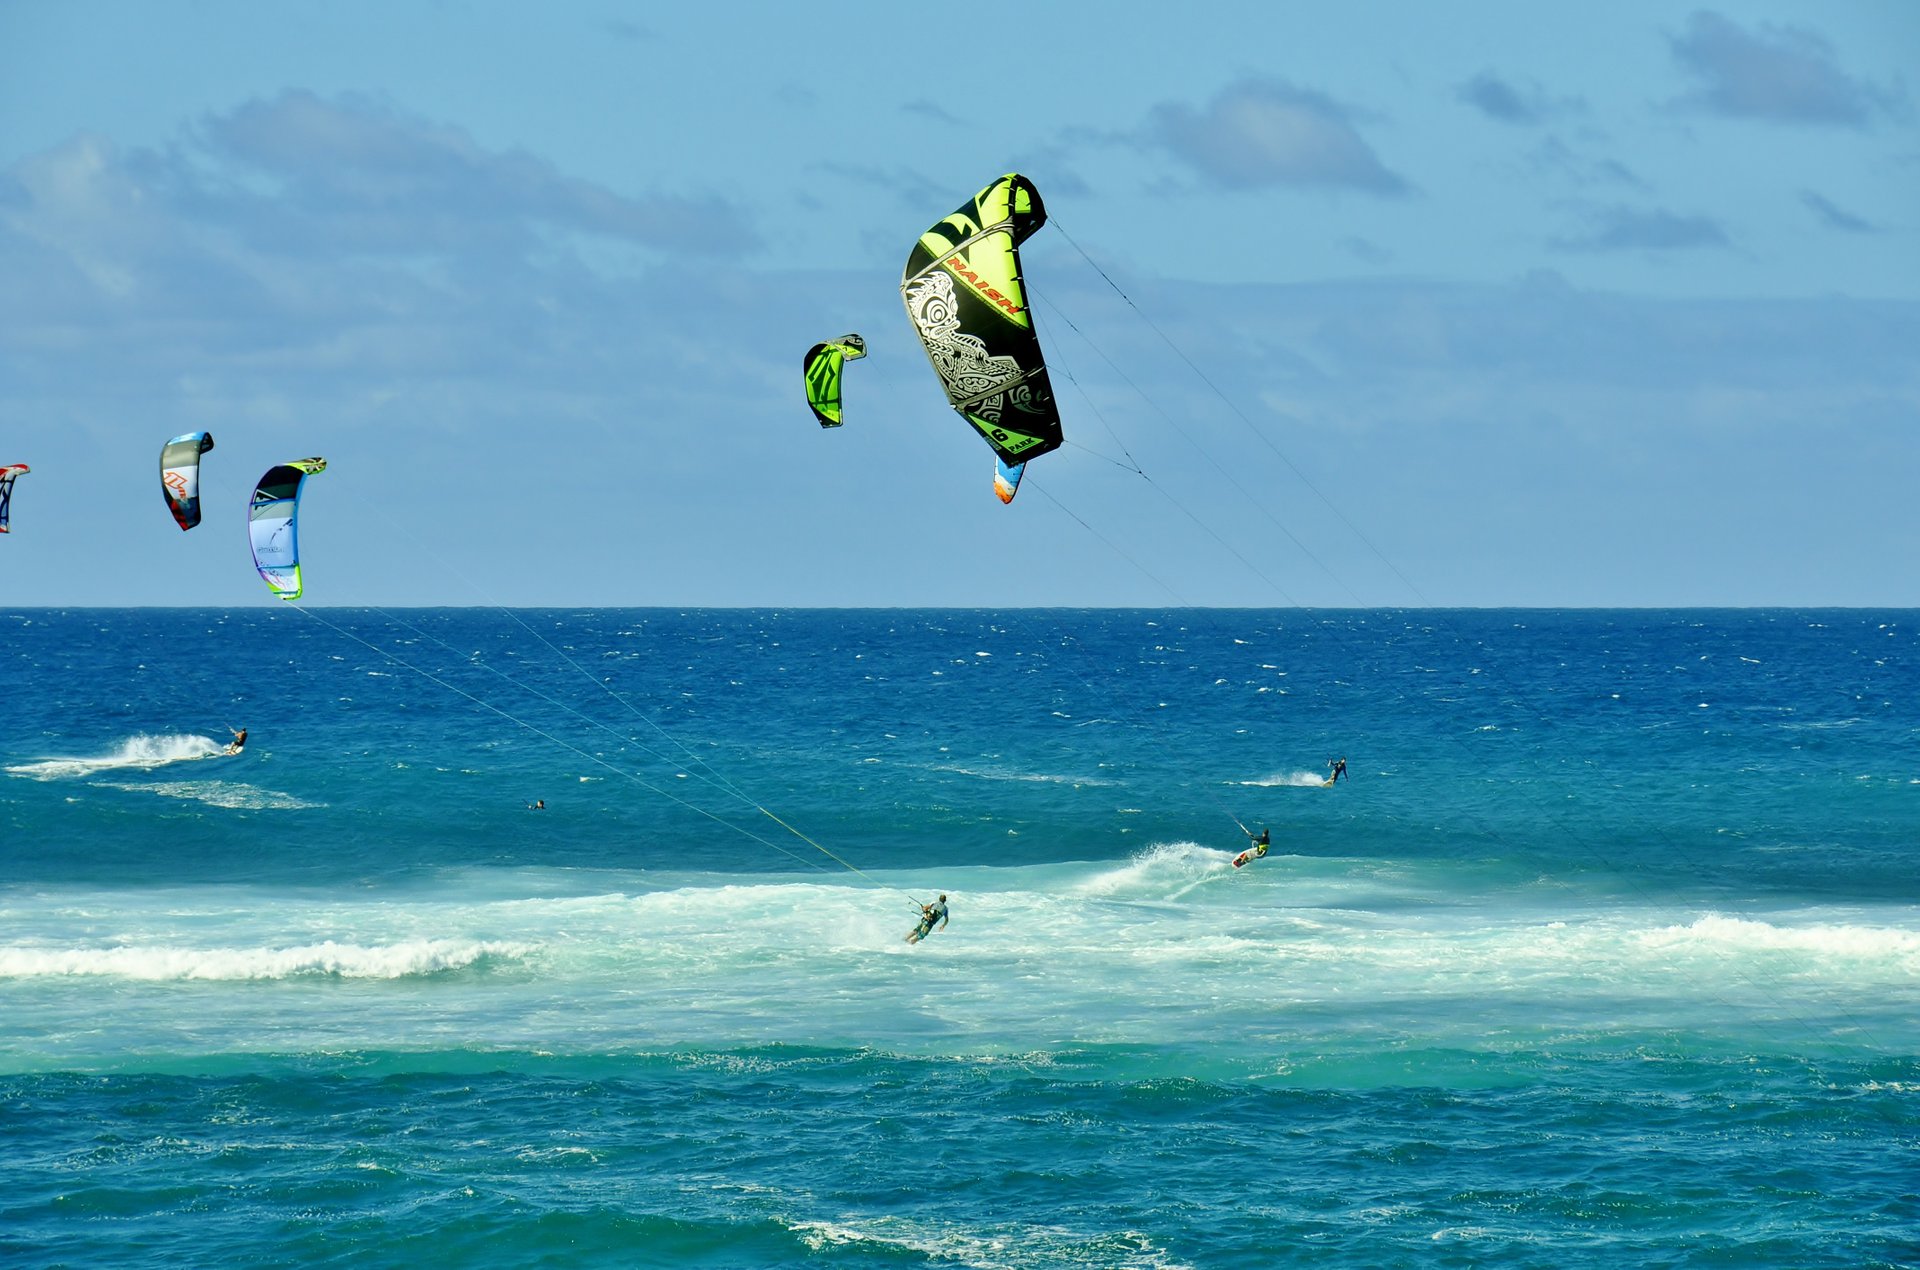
[1327,757,1348,784]
[906,895,949,944]
[225,728,247,755]
[1233,829,1270,869]
[528,799,545,810]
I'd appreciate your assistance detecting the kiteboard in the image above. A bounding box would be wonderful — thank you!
[1232,849,1255,869]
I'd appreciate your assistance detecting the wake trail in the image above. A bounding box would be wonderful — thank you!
[6,734,225,780]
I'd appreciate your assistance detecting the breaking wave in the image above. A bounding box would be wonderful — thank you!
[0,938,531,981]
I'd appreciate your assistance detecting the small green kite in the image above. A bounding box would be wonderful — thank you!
[803,334,867,428]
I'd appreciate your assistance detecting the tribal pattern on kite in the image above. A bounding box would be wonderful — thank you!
[159,432,216,531]
[900,173,1062,503]
[802,334,867,428]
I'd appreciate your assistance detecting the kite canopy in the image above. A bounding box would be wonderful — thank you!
[900,173,1061,503]
[159,432,216,531]
[0,463,27,533]
[993,457,1026,504]
[248,458,326,600]
[803,334,866,428]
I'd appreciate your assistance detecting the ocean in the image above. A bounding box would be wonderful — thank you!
[2,607,1915,1267]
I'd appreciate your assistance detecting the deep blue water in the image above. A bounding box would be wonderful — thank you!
[2,608,1916,1266]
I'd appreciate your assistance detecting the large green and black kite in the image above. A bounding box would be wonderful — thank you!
[900,173,1061,503]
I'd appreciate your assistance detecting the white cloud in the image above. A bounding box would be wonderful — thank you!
[1456,71,1584,126]
[1144,79,1409,195]
[193,90,757,259]
[1668,10,1898,127]
[1549,205,1731,253]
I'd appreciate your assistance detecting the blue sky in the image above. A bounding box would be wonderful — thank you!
[1,1,1914,606]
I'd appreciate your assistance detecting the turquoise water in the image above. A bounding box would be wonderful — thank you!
[3,608,1915,1266]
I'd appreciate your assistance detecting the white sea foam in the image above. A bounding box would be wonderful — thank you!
[0,938,529,980]
[4,864,1914,1069]
[928,763,1114,786]
[1643,914,1920,969]
[1071,841,1233,900]
[1238,770,1330,787]
[6,734,223,780]
[1431,1227,1498,1243]
[95,780,322,811]
[790,1215,1189,1270]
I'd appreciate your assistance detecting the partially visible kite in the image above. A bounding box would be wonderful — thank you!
[159,432,216,531]
[0,463,26,533]
[803,334,866,428]
[248,458,327,600]
[900,173,1061,504]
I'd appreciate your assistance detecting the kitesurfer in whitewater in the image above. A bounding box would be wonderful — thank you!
[1327,756,1348,784]
[1233,828,1270,869]
[906,895,949,944]
[224,727,247,755]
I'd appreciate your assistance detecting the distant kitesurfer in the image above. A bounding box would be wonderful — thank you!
[225,728,247,755]
[1327,757,1348,784]
[906,895,949,944]
[528,799,545,810]
[1233,828,1270,869]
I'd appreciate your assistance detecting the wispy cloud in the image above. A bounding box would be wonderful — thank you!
[902,99,964,128]
[808,161,953,214]
[0,94,767,422]
[602,17,653,42]
[1456,71,1583,126]
[196,90,756,258]
[1668,10,1896,127]
[1008,142,1092,200]
[1144,78,1410,195]
[1524,137,1647,191]
[1340,236,1393,265]
[1551,205,1731,253]
[1800,189,1877,233]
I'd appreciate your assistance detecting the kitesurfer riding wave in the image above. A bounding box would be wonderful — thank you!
[1233,828,1270,869]
[907,895,949,944]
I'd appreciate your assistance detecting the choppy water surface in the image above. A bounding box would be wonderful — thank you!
[3,608,1915,1266]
